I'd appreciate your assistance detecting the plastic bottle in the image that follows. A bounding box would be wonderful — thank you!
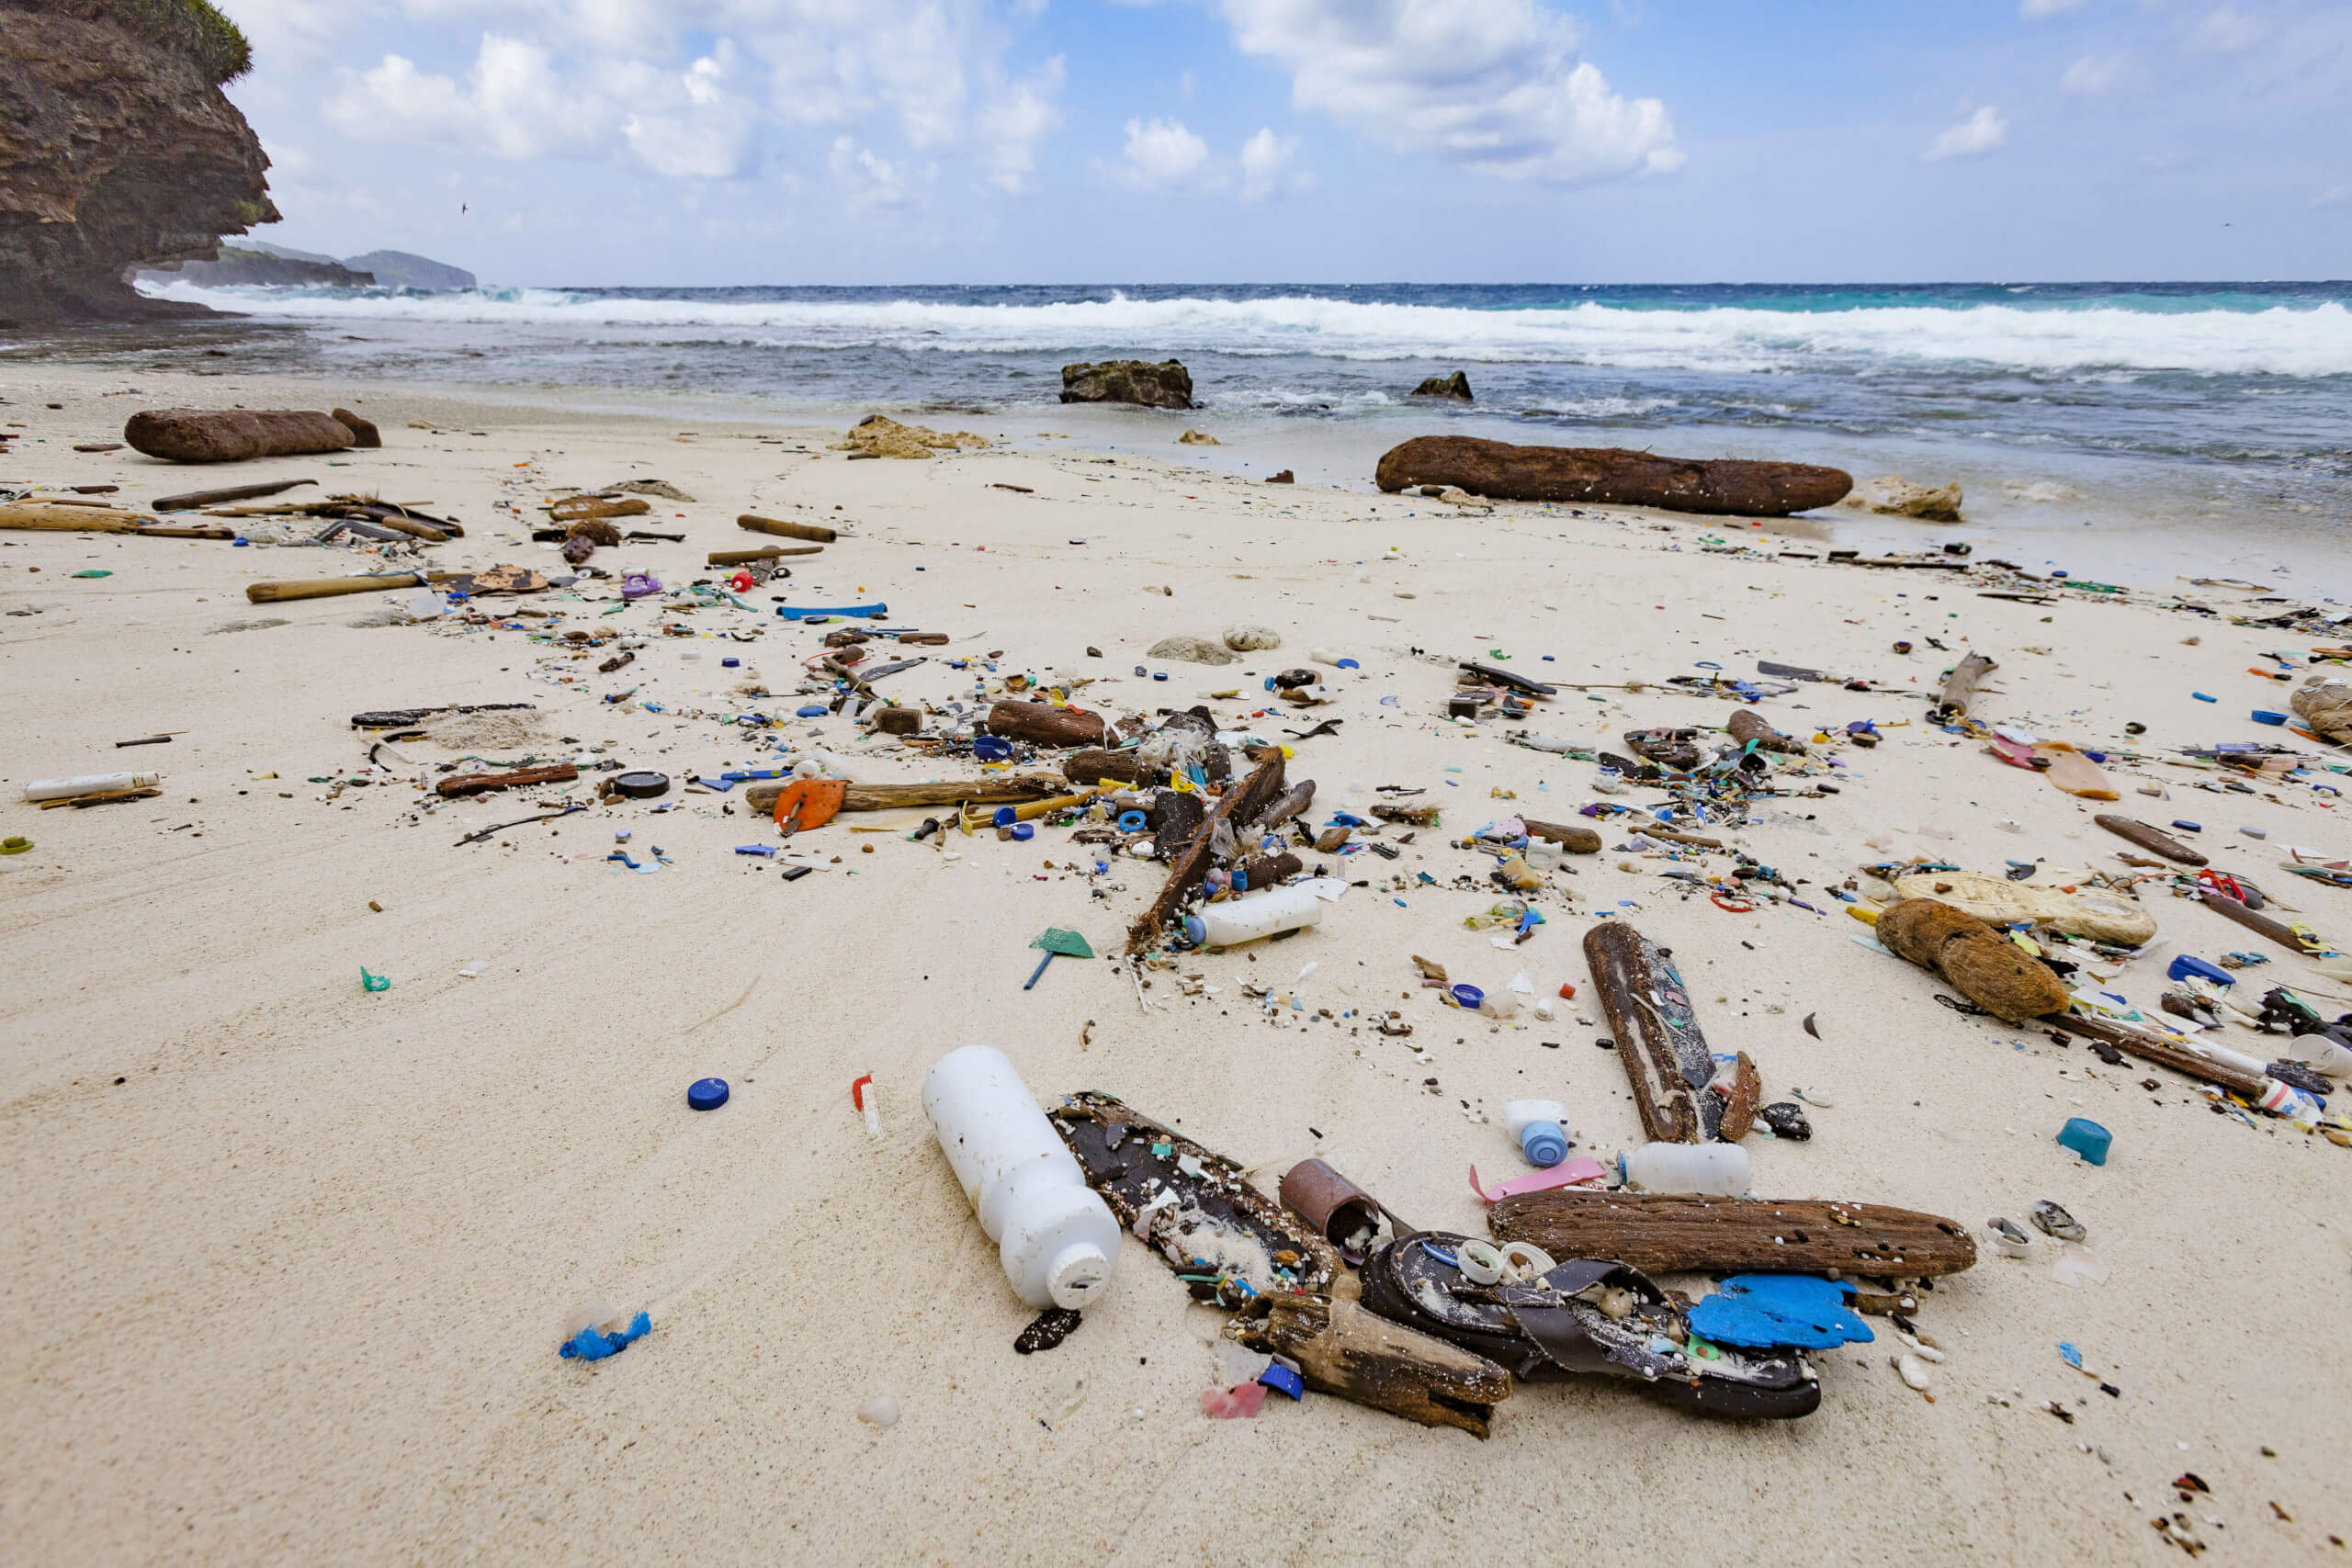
[1192,885,1325,949]
[24,772,160,801]
[1622,1141,1751,1195]
[921,1046,1120,1310]
[1503,1100,1571,1167]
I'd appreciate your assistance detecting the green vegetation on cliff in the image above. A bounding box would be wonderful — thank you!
[125,0,251,85]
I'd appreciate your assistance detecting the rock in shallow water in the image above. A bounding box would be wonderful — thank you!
[1060,359,1194,409]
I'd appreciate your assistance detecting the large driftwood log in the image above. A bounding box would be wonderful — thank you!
[2044,1012,2269,1099]
[744,771,1064,816]
[1126,753,1288,953]
[1374,438,1852,517]
[1930,651,1997,722]
[125,409,356,463]
[985,700,1111,748]
[1227,1284,1510,1438]
[737,513,838,543]
[1583,921,1757,1143]
[709,546,821,566]
[245,571,439,604]
[1488,1190,1978,1279]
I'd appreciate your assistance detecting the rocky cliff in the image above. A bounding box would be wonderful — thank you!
[0,0,277,324]
[139,247,376,288]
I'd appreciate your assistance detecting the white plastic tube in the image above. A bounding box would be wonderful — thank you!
[1623,1141,1752,1196]
[24,772,159,801]
[1191,885,1326,949]
[922,1045,1120,1310]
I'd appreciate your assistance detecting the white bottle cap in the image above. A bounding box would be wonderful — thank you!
[1046,1244,1112,1308]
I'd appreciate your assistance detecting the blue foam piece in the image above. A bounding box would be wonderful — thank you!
[560,1311,651,1361]
[1688,1275,1875,1349]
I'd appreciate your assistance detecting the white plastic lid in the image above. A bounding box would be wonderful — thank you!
[1046,1244,1111,1308]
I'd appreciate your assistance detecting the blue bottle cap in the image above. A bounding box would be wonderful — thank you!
[973,736,1012,761]
[1451,983,1484,1010]
[688,1077,729,1111]
[797,704,828,717]
[1010,822,1035,841]
[1521,1122,1569,1168]
[993,806,1017,826]
[2056,1115,2109,1165]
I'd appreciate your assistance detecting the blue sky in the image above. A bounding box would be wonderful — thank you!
[218,0,2352,285]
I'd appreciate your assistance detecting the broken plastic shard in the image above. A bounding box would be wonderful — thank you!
[2051,1242,2109,1288]
[1986,1216,2033,1258]
[2030,1199,2086,1242]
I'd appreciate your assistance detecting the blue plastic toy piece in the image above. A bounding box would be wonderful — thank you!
[2252,710,2287,726]
[2057,1116,2111,1165]
[1688,1275,1874,1350]
[688,1077,729,1111]
[560,1311,651,1362]
[1257,1362,1306,1400]
[2167,954,2232,987]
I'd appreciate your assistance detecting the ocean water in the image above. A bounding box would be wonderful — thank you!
[48,279,2352,589]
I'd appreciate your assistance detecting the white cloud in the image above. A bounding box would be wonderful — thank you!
[1119,117,1215,188]
[330,36,591,161]
[2192,6,2265,51]
[2061,51,2135,94]
[316,4,1063,195]
[830,136,916,208]
[1925,105,2007,160]
[1216,0,1680,184]
[1239,127,1299,199]
[2018,0,2087,18]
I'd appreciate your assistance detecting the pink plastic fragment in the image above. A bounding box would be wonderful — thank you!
[1199,1382,1268,1419]
[1469,1157,1610,1204]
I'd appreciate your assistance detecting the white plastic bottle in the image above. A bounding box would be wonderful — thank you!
[921,1045,1120,1310]
[1503,1100,1571,1167]
[1623,1141,1751,1196]
[1189,885,1326,949]
[23,772,160,801]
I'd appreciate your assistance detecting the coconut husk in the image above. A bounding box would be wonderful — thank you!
[565,518,622,547]
[1877,897,2070,1023]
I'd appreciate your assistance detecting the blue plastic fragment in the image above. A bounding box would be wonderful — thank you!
[688,1077,729,1111]
[2059,1341,2083,1370]
[2252,710,2287,726]
[972,736,1013,762]
[2166,954,2232,987]
[2192,692,2217,703]
[1687,1275,1875,1349]
[776,602,887,621]
[2171,819,2202,832]
[1257,1362,1306,1400]
[796,704,829,717]
[560,1311,651,1362]
[1336,658,1360,669]
[734,845,778,857]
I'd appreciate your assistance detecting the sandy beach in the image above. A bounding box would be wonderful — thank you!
[5,363,2350,1564]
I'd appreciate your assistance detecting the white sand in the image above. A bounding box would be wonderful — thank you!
[3,366,2347,1562]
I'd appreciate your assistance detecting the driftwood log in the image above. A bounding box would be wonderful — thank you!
[744,771,1064,816]
[2045,1012,2268,1099]
[435,764,579,797]
[2200,890,2311,952]
[245,571,446,604]
[550,496,649,522]
[1488,1190,1978,1279]
[738,513,838,543]
[1375,438,1852,517]
[2094,815,2207,867]
[1061,748,1144,786]
[1726,708,1804,754]
[124,409,356,463]
[1930,651,1996,722]
[0,503,154,532]
[152,479,316,512]
[1227,1284,1510,1438]
[1126,753,1289,953]
[709,546,821,566]
[1583,921,1757,1143]
[1636,824,1726,851]
[1521,817,1602,853]
[985,700,1115,748]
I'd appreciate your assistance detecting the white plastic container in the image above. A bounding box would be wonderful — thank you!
[921,1045,1120,1310]
[1623,1141,1751,1196]
[24,772,159,801]
[1503,1100,1571,1167]
[1190,885,1326,949]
